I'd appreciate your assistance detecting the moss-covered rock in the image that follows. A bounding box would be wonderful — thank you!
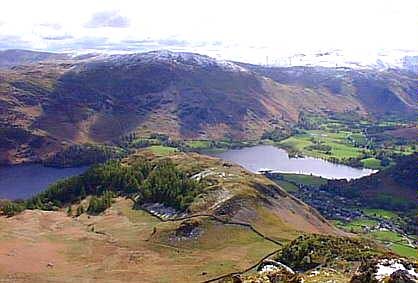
[276,234,384,271]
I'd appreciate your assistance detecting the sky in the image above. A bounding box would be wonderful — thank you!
[0,0,417,64]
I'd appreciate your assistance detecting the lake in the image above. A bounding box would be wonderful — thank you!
[0,146,376,200]
[0,164,88,200]
[209,145,377,180]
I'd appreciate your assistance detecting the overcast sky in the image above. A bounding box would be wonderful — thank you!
[0,0,417,63]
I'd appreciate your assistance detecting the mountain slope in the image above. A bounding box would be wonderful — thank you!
[325,153,417,212]
[0,150,345,282]
[239,63,418,118]
[0,49,71,69]
[0,50,417,165]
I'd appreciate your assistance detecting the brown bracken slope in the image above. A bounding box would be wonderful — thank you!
[0,151,346,282]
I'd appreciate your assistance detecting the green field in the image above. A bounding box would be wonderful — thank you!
[336,219,417,259]
[360,158,383,169]
[335,219,378,233]
[390,243,418,259]
[278,130,367,161]
[280,173,327,187]
[147,145,178,155]
[275,180,299,192]
[363,209,398,220]
[185,140,213,149]
[273,113,417,170]
[272,173,327,193]
[371,230,405,243]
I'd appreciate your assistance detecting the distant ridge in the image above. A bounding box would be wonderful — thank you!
[0,49,70,68]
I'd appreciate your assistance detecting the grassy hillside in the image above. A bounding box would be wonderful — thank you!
[0,150,350,282]
[1,150,415,282]
[0,199,279,282]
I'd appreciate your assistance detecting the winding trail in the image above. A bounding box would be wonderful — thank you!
[137,207,285,282]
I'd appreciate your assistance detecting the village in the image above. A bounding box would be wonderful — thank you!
[265,172,418,252]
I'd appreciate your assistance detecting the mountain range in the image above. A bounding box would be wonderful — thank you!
[0,49,416,282]
[0,49,417,165]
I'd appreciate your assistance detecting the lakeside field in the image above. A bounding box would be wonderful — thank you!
[277,129,378,169]
[147,145,178,155]
[279,130,365,159]
[273,173,327,193]
[264,112,417,169]
[119,112,417,172]
[276,127,416,170]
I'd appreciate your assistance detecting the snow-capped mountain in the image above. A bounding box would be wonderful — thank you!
[97,50,248,73]
[262,49,418,72]
[2,48,417,74]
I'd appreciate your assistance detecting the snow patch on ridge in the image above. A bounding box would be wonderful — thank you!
[98,50,249,72]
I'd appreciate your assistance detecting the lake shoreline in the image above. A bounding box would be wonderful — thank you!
[207,145,377,180]
[195,140,378,170]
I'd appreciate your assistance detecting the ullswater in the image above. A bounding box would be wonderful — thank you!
[0,164,88,200]
[209,145,377,180]
[0,145,377,200]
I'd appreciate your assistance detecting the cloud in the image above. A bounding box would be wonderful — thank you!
[121,39,190,47]
[38,23,62,30]
[42,35,74,41]
[54,36,108,50]
[84,10,130,28]
[156,39,189,47]
[0,35,31,50]
[0,0,416,62]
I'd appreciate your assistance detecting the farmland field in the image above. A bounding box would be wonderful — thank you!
[278,130,366,160]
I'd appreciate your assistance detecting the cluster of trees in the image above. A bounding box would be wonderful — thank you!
[43,144,127,168]
[297,110,363,130]
[1,158,202,216]
[328,110,362,125]
[118,132,184,150]
[0,201,25,217]
[118,131,254,153]
[297,111,321,130]
[87,191,114,214]
[328,151,396,168]
[305,139,332,154]
[389,153,417,188]
[261,127,291,142]
[333,156,363,168]
[138,161,202,210]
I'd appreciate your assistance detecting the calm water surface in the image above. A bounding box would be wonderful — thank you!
[0,145,376,200]
[210,145,377,180]
[0,164,88,200]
